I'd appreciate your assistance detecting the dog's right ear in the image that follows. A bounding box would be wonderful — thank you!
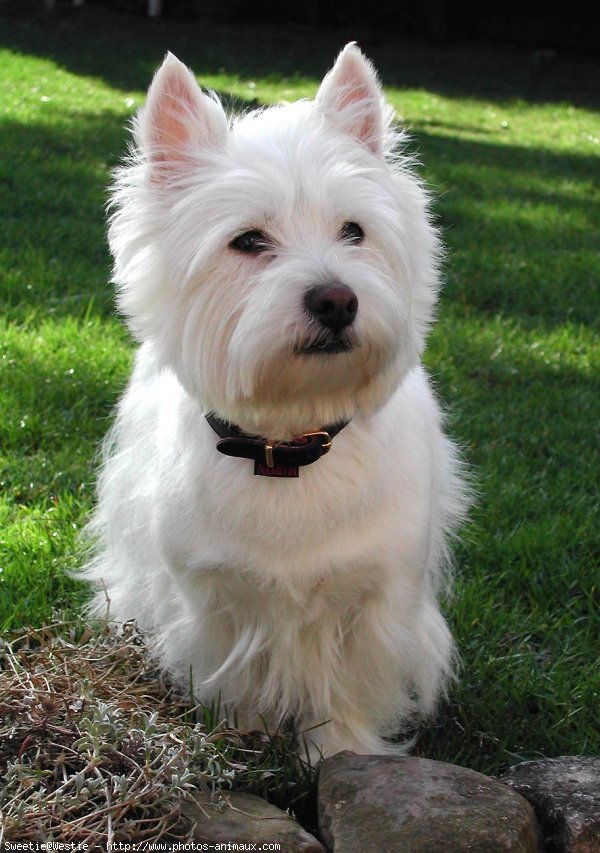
[316,43,385,157]
[138,53,227,179]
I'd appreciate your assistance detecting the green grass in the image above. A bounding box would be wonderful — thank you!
[1,8,598,777]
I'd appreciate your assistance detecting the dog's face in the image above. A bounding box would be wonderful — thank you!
[110,46,440,436]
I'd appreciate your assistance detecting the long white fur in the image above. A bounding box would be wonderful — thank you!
[83,44,469,758]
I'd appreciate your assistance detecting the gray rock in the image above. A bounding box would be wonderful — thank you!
[179,789,324,851]
[318,751,540,852]
[503,757,600,852]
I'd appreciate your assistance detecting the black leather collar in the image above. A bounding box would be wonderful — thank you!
[205,412,349,478]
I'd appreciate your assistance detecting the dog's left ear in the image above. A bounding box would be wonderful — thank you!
[316,43,384,157]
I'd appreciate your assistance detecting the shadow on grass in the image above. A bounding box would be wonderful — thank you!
[1,7,599,109]
[0,88,259,321]
[0,338,125,460]
[418,131,600,329]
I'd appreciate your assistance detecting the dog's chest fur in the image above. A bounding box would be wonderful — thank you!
[125,347,435,592]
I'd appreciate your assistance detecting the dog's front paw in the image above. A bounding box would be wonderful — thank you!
[299,721,410,763]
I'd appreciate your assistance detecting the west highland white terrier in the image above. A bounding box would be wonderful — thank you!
[84,44,468,758]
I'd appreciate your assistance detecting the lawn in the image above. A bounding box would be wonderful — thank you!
[0,8,598,777]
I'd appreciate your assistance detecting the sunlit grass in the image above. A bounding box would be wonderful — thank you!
[0,8,598,775]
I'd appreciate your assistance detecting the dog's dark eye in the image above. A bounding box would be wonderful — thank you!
[339,222,365,244]
[230,230,270,254]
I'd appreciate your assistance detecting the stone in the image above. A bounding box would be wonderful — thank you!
[503,756,600,852]
[177,789,324,851]
[318,751,540,852]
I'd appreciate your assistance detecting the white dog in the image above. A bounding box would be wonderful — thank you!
[84,44,468,758]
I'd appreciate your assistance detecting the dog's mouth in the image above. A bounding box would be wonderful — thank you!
[298,340,353,356]
[296,332,357,356]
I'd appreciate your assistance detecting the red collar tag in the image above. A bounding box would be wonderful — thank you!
[254,461,299,478]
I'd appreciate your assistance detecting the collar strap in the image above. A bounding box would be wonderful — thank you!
[205,412,348,472]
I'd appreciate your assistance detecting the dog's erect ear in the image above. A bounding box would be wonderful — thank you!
[316,43,385,157]
[138,53,227,176]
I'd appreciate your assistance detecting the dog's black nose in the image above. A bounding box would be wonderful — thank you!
[304,283,358,331]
